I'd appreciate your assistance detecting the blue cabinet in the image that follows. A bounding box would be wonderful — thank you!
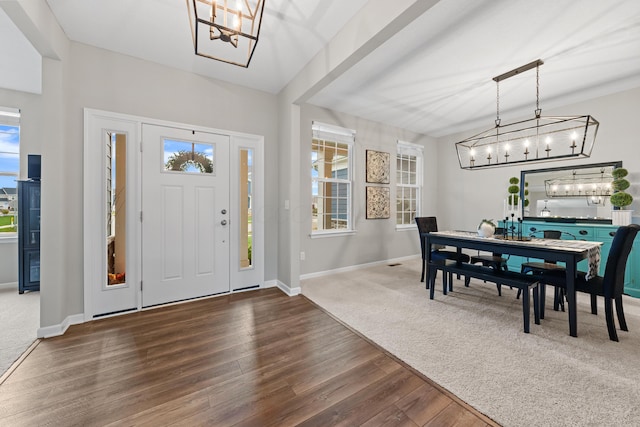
[18,180,40,293]
[500,220,638,297]
[630,245,640,298]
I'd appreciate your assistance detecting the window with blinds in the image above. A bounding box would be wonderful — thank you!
[0,107,20,236]
[396,141,423,227]
[311,122,355,234]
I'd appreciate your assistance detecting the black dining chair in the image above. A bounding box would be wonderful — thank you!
[469,227,508,296]
[539,224,640,341]
[519,230,565,309]
[415,217,470,289]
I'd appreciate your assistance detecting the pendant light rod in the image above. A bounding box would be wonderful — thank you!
[493,59,544,82]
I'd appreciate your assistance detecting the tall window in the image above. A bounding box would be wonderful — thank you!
[396,141,423,227]
[0,107,20,237]
[311,122,355,234]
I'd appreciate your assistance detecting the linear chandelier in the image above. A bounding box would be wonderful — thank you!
[456,60,599,170]
[544,169,612,199]
[545,168,612,207]
[186,0,265,67]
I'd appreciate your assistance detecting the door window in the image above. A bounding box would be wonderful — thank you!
[164,140,215,174]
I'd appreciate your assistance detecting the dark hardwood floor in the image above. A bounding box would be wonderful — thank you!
[0,288,498,426]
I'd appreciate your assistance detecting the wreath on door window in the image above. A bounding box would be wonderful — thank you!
[165,150,214,173]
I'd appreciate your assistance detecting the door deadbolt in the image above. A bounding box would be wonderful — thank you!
[221,220,227,226]
[221,209,227,214]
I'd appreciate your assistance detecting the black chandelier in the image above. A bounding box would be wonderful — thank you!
[456,60,599,170]
[186,0,265,67]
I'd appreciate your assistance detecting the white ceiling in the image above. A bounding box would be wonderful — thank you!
[45,0,371,94]
[7,0,640,137]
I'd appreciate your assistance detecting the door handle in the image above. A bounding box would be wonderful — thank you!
[221,220,227,226]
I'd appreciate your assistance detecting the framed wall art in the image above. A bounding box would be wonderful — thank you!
[366,150,390,184]
[366,186,390,219]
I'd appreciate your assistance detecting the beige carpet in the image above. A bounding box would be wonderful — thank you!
[0,286,39,377]
[301,258,640,427]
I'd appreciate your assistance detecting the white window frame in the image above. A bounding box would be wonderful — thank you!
[0,107,20,241]
[311,121,355,237]
[396,140,423,230]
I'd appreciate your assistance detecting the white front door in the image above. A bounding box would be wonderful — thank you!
[141,124,230,307]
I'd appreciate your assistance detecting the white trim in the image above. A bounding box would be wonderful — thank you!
[397,140,424,152]
[269,279,301,296]
[86,108,267,141]
[309,230,356,238]
[0,107,20,125]
[264,279,278,289]
[311,122,355,235]
[83,110,141,320]
[396,140,423,226]
[300,254,420,280]
[0,235,18,243]
[229,136,265,292]
[37,313,84,338]
[83,108,265,320]
[312,121,356,144]
[0,281,17,290]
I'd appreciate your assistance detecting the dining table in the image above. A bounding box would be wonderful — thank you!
[423,230,603,337]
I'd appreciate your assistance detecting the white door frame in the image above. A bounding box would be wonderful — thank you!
[83,108,264,320]
[83,110,141,320]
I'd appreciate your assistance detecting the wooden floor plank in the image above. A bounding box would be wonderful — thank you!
[395,384,455,426]
[360,404,420,427]
[424,401,491,427]
[0,288,498,426]
[295,368,425,427]
[230,354,397,427]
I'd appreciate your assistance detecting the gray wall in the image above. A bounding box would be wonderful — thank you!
[436,87,640,232]
[298,104,439,275]
[5,38,280,329]
[61,42,280,316]
[0,241,17,285]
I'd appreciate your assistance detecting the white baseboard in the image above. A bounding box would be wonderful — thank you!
[266,279,301,296]
[37,313,84,338]
[0,282,18,290]
[300,254,420,280]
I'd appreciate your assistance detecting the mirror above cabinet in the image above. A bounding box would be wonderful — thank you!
[521,161,622,223]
